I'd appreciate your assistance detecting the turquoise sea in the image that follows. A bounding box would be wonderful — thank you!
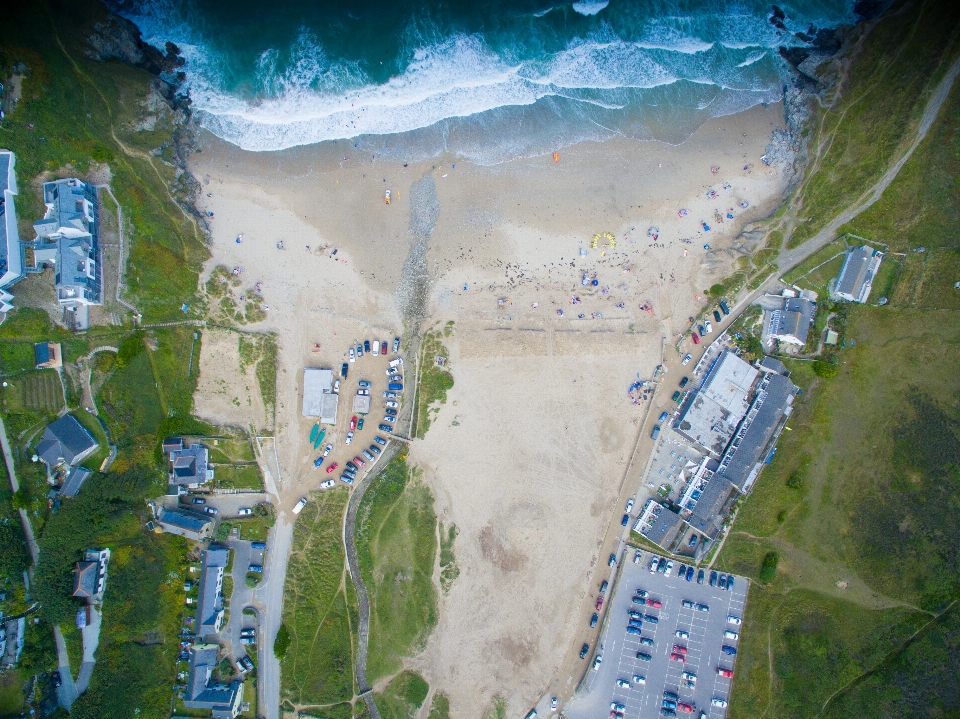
[112,0,856,162]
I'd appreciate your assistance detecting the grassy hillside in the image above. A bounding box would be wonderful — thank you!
[721,5,960,709]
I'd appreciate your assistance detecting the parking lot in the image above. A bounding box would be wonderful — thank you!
[569,550,747,719]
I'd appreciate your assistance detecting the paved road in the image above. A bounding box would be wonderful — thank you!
[256,513,293,719]
[0,417,39,564]
[222,538,259,661]
[53,625,79,709]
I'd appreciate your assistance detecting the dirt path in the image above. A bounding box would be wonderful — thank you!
[343,443,403,719]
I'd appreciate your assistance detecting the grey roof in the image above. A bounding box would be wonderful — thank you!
[835,246,875,301]
[196,546,229,637]
[36,414,98,467]
[162,437,185,453]
[185,643,243,715]
[72,560,99,599]
[60,466,92,497]
[158,508,212,538]
[0,150,22,292]
[718,374,797,489]
[699,351,758,416]
[170,445,211,486]
[642,507,683,547]
[33,179,102,305]
[683,476,737,539]
[302,368,334,417]
[769,297,814,345]
[759,357,788,375]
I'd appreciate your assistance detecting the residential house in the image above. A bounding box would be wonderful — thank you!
[184,643,244,718]
[833,245,884,303]
[157,507,213,541]
[34,341,63,369]
[196,546,229,637]
[72,549,110,602]
[0,150,24,318]
[36,414,98,469]
[60,466,93,498]
[633,499,685,551]
[1,616,24,669]
[763,295,816,348]
[167,439,214,491]
[31,178,102,330]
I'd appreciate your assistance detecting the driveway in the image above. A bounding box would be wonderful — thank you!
[221,537,260,662]
[255,515,293,719]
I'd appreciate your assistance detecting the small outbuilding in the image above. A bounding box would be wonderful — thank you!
[302,368,338,424]
[34,341,62,369]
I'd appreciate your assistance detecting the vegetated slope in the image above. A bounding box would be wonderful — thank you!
[785,0,960,249]
[719,78,960,719]
[279,488,357,707]
[0,1,208,322]
[355,457,439,683]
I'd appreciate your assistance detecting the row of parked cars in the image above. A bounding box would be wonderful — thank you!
[689,301,730,346]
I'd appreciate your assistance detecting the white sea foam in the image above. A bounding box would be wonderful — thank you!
[119,0,854,153]
[571,1,609,16]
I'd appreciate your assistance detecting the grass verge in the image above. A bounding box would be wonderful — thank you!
[413,329,453,439]
[375,670,429,719]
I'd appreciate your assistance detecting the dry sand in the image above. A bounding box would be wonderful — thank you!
[189,101,789,715]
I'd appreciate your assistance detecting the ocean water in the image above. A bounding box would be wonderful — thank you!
[112,0,855,163]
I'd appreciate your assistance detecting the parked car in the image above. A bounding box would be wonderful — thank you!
[393,337,401,353]
[341,362,349,378]
[600,580,609,594]
[334,379,340,393]
[374,436,388,446]
[621,514,630,526]
[52,671,62,688]
[192,497,206,505]
[368,444,381,455]
[695,603,709,612]
[379,424,394,433]
[664,560,674,577]
[356,343,363,358]
[371,340,379,356]
[677,702,695,714]
[204,506,218,515]
[697,569,705,584]
[634,550,642,564]
[590,613,599,628]
[385,408,398,416]
[644,614,659,624]
[323,444,333,457]
[636,652,652,662]
[697,324,705,336]
[663,691,680,701]
[686,566,694,581]
[704,321,712,334]
[385,400,399,409]
[608,553,617,567]
[672,390,681,401]
[248,564,263,573]
[682,353,692,365]
[241,636,256,645]
[713,309,722,323]
[670,653,685,663]
[350,416,358,430]
[381,341,388,355]
[626,498,634,513]
[718,575,727,590]
[721,645,738,655]
[346,431,354,444]
[711,698,728,708]
[647,598,662,609]
[639,636,654,647]
[679,376,689,389]
[358,380,371,388]
[362,449,375,461]
[691,332,700,344]
[346,462,358,472]
[682,599,695,609]
[720,300,730,315]
[633,674,646,684]
[596,596,603,610]
[326,463,338,474]
[727,576,735,592]
[681,671,697,682]
[717,668,734,678]
[650,556,659,573]
[352,456,365,468]
[320,479,336,489]
[251,541,266,550]
[626,626,642,636]
[652,425,661,439]
[616,678,630,689]
[348,348,356,363]
[240,656,255,672]
[580,643,590,659]
[313,456,324,468]
[382,415,396,424]
[293,497,308,514]
[688,534,697,547]
[238,508,252,516]
[675,629,689,639]
[727,615,742,625]
[672,645,687,655]
[710,570,718,587]
[388,383,404,391]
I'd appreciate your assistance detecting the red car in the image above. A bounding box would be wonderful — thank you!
[692,332,700,344]
[670,653,686,662]
[350,416,358,430]
[673,645,688,655]
[326,463,338,474]
[647,598,662,608]
[677,703,695,713]
[717,668,734,678]
[353,456,365,468]
[596,596,604,610]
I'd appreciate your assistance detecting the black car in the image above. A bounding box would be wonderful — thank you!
[374,436,388,446]
[52,671,62,688]
[378,424,394,433]
[679,376,689,388]
[720,299,730,315]
[590,613,599,628]
[710,570,718,587]
[385,408,398,416]
[341,363,349,379]
[580,643,590,659]
[346,461,358,471]
[714,309,723,323]
[663,690,679,701]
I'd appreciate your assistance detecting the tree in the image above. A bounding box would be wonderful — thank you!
[274,622,291,660]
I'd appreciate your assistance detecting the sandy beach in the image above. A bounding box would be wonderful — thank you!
[189,100,789,716]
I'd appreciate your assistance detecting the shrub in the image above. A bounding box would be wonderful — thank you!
[814,360,839,378]
[787,472,803,489]
[274,622,290,660]
[759,551,779,583]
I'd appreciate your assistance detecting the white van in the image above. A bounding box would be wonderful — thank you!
[292,497,308,515]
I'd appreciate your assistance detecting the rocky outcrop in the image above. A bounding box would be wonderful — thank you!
[86,14,185,80]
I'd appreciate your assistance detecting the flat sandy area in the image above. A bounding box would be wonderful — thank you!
[189,101,789,716]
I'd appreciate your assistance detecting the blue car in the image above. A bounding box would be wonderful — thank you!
[727,576,735,591]
[359,380,372,388]
[722,645,738,655]
[626,626,642,636]
[388,383,403,391]
[622,514,630,526]
[686,566,694,582]
[379,424,394,433]
[341,363,348,379]
[374,436,388,446]
[313,456,324,468]
[251,542,266,550]
[248,564,263,573]
[689,535,698,547]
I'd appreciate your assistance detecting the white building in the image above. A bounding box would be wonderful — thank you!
[834,245,883,303]
[302,368,339,424]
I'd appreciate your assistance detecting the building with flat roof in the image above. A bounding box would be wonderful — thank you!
[32,179,102,314]
[634,499,685,550]
[36,414,99,469]
[0,150,24,318]
[196,546,229,638]
[184,643,244,718]
[673,350,758,457]
[352,394,371,414]
[157,507,213,541]
[302,368,338,424]
[834,245,883,303]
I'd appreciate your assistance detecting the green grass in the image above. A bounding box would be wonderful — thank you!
[218,503,275,542]
[786,0,960,249]
[212,463,263,490]
[0,2,209,322]
[0,670,25,716]
[413,330,454,439]
[375,670,429,719]
[356,458,438,683]
[438,522,459,593]
[428,692,451,719]
[279,488,355,705]
[719,308,960,718]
